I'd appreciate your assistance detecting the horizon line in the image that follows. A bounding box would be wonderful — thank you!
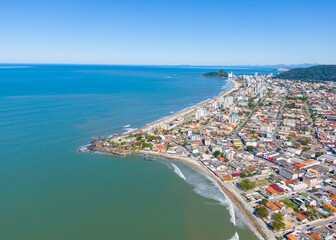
[0,62,324,67]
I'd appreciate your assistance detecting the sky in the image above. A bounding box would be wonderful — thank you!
[0,0,335,65]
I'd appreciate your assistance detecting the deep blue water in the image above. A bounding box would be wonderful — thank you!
[0,65,276,240]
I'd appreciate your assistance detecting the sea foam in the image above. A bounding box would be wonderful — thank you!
[228,232,239,240]
[171,163,186,180]
[169,162,236,226]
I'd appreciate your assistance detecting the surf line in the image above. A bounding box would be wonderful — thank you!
[171,163,196,205]
[171,163,238,237]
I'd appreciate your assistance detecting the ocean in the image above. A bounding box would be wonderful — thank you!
[0,65,276,240]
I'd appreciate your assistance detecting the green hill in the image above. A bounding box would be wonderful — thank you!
[273,65,336,82]
[203,70,228,78]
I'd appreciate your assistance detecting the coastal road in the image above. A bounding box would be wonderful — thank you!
[298,216,336,232]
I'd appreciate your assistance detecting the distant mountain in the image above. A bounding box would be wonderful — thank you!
[261,63,319,69]
[203,70,228,78]
[273,65,336,82]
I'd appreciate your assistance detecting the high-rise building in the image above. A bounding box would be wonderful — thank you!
[229,113,238,124]
[195,108,207,120]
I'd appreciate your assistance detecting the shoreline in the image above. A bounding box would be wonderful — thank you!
[83,78,275,239]
[139,78,239,133]
[84,145,273,240]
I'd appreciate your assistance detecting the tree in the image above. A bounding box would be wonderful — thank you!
[315,152,323,158]
[261,198,269,206]
[300,137,310,145]
[272,220,285,231]
[240,172,247,178]
[240,179,256,191]
[146,136,155,142]
[246,146,255,152]
[205,150,209,154]
[213,150,221,158]
[273,213,283,222]
[302,147,311,152]
[293,142,301,149]
[257,206,269,218]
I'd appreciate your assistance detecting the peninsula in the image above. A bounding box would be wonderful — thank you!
[83,70,336,240]
[203,69,229,78]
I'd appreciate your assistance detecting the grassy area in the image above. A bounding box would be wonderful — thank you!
[281,199,300,212]
[253,179,272,187]
[301,193,308,198]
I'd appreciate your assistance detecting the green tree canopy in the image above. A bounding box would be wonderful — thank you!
[261,198,269,206]
[257,206,269,218]
[273,213,283,222]
[246,146,255,152]
[240,179,256,191]
[272,220,285,231]
[213,150,221,158]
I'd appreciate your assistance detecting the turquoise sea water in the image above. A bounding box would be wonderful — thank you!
[0,65,276,240]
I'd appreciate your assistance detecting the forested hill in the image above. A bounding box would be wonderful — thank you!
[273,65,336,82]
[203,70,228,78]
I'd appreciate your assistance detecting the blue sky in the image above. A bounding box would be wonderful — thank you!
[0,0,335,65]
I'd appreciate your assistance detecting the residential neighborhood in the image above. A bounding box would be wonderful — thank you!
[89,74,336,240]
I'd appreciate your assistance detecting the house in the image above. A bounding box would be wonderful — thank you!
[311,226,335,240]
[294,163,307,169]
[309,165,329,176]
[221,175,232,182]
[274,201,285,209]
[317,154,336,163]
[279,168,303,180]
[307,232,323,240]
[287,148,302,155]
[266,187,278,197]
[295,213,308,223]
[323,203,336,212]
[302,173,323,188]
[247,167,256,173]
[266,202,280,212]
[269,184,285,195]
[288,182,308,192]
[286,231,312,240]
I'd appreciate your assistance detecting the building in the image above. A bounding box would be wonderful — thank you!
[195,108,207,120]
[286,231,314,240]
[279,168,302,180]
[229,113,238,124]
[302,173,323,188]
[317,154,336,163]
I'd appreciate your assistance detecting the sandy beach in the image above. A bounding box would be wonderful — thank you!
[135,150,275,240]
[140,78,241,132]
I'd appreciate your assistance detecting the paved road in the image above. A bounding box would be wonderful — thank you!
[298,216,336,232]
[234,93,269,142]
[272,90,288,148]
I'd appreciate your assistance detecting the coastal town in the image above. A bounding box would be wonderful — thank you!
[87,72,336,240]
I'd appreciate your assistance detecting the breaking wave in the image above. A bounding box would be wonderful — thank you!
[227,232,239,240]
[124,127,137,134]
[171,163,186,180]
[169,162,236,226]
